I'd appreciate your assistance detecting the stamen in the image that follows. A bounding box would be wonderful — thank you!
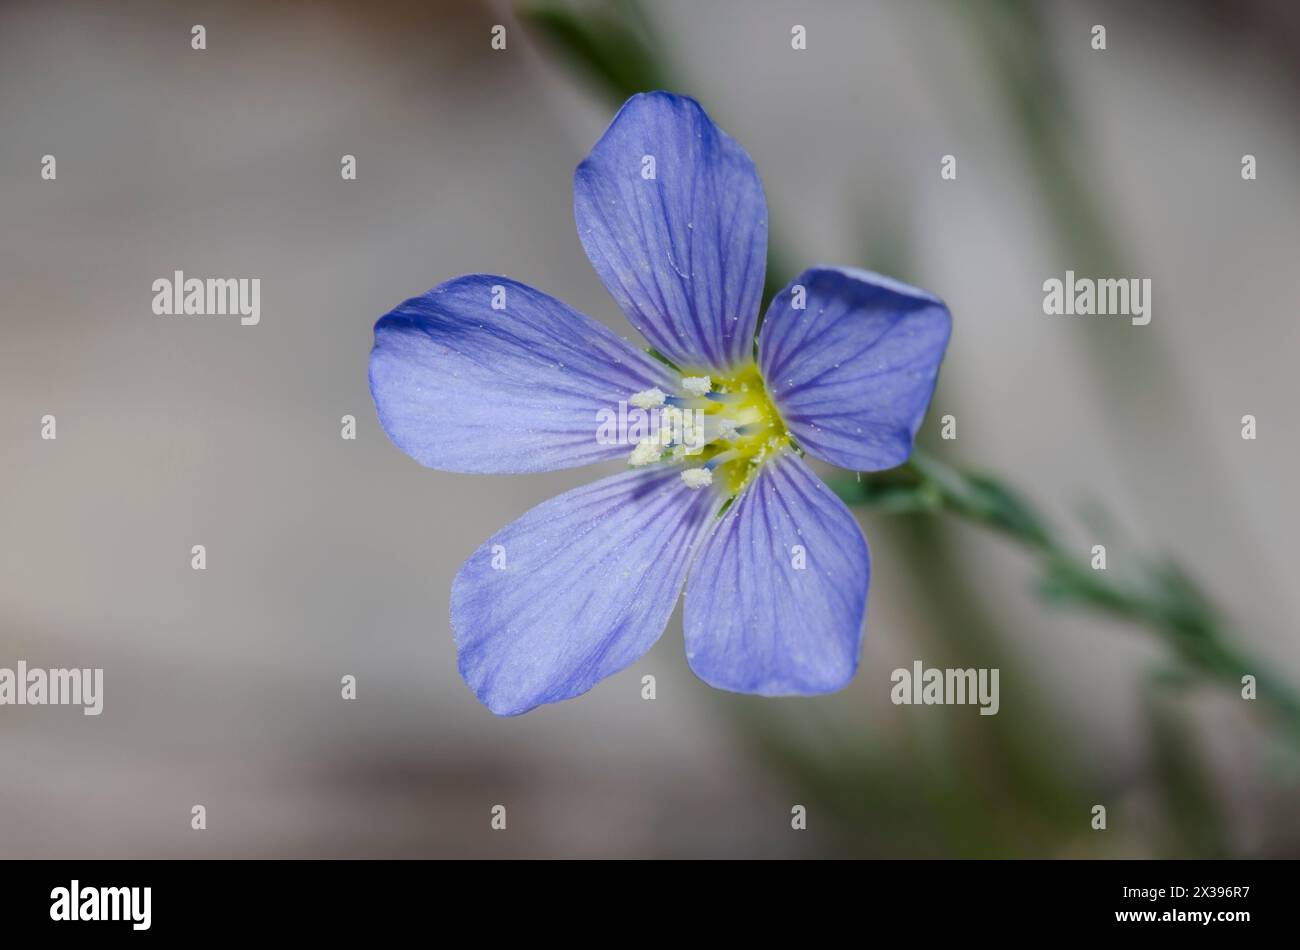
[628,439,662,467]
[681,467,713,489]
[623,364,790,495]
[629,388,667,409]
[659,405,685,442]
[704,449,741,470]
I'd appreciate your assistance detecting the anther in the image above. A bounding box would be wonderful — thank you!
[628,439,662,467]
[680,467,713,489]
[629,388,666,409]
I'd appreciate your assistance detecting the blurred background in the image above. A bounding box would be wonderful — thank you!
[1,0,1298,858]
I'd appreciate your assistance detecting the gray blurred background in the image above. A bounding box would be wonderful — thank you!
[1,0,1298,858]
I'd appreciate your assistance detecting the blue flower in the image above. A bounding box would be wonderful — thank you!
[369,92,951,715]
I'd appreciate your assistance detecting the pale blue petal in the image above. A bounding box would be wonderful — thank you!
[453,467,723,715]
[369,275,674,473]
[759,267,951,471]
[683,451,870,695]
[574,92,767,371]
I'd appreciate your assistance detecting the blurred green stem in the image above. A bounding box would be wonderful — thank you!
[829,450,1300,742]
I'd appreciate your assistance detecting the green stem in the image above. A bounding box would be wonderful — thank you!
[831,449,1300,742]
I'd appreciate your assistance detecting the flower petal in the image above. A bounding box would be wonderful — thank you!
[369,275,673,473]
[452,466,723,715]
[574,92,767,372]
[759,267,951,471]
[683,451,869,695]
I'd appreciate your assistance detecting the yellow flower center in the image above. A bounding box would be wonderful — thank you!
[627,364,791,496]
